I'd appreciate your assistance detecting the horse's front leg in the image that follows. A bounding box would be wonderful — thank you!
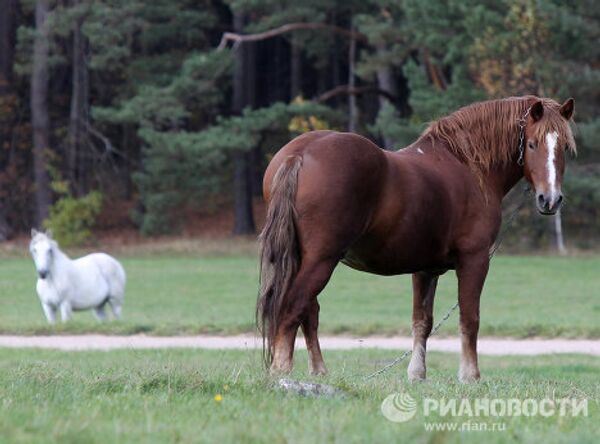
[456,252,489,383]
[94,304,108,322]
[59,300,72,323]
[407,272,438,382]
[41,303,56,324]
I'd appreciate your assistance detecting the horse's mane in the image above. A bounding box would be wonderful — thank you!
[419,96,576,178]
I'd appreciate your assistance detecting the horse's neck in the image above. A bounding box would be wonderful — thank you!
[50,248,74,277]
[486,161,524,200]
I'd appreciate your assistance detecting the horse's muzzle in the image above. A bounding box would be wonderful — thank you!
[38,270,48,279]
[536,193,563,215]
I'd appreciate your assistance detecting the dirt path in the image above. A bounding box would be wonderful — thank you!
[0,334,599,355]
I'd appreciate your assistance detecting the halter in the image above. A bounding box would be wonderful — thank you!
[516,106,532,166]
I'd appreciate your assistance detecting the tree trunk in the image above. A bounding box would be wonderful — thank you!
[290,40,302,99]
[0,0,17,239]
[244,38,257,108]
[553,211,567,255]
[245,41,262,197]
[375,43,397,149]
[347,30,358,132]
[0,0,15,93]
[233,151,256,234]
[232,12,256,235]
[31,0,52,226]
[68,4,90,195]
[330,13,340,104]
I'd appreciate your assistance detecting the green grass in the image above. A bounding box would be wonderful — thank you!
[0,348,597,443]
[1,254,599,337]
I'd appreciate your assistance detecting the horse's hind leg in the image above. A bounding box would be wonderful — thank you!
[94,303,108,322]
[108,298,122,320]
[301,299,327,375]
[407,272,438,382]
[271,258,337,374]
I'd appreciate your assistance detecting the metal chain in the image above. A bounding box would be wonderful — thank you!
[364,184,532,380]
[365,300,459,380]
[516,106,532,166]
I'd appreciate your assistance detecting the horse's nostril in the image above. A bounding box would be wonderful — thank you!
[537,194,545,206]
[556,195,563,207]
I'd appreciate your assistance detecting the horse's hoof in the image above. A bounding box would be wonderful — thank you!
[407,359,426,382]
[309,365,328,376]
[407,372,426,383]
[269,363,293,376]
[458,371,481,384]
[407,367,426,382]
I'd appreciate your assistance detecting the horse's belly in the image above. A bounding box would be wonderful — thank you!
[342,234,454,276]
[341,251,451,276]
[67,275,110,310]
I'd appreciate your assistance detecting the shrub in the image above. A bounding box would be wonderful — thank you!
[44,191,103,247]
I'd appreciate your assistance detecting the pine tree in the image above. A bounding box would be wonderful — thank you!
[2,0,598,242]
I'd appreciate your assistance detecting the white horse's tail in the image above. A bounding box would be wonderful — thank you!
[94,253,126,303]
[110,259,126,302]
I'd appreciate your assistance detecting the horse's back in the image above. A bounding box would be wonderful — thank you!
[264,130,386,200]
[264,131,388,258]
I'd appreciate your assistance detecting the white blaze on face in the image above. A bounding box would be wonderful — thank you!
[545,131,559,201]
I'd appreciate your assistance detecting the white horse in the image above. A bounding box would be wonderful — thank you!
[29,229,126,323]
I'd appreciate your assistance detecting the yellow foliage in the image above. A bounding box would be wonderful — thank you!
[469,1,548,97]
[288,96,329,134]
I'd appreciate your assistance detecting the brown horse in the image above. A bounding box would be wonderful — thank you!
[258,95,575,383]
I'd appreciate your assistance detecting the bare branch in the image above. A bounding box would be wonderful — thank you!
[84,121,114,153]
[315,84,397,103]
[217,22,368,51]
[422,48,447,91]
[84,121,133,165]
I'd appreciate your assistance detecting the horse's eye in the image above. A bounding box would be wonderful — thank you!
[527,140,536,150]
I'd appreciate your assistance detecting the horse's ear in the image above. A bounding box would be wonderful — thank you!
[31,228,38,238]
[530,101,544,122]
[45,228,53,238]
[560,98,574,120]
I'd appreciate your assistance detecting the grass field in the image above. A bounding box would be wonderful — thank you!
[0,252,599,337]
[0,348,597,443]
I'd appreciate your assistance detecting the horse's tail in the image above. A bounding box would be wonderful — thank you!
[111,259,126,299]
[98,254,126,302]
[257,155,303,366]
